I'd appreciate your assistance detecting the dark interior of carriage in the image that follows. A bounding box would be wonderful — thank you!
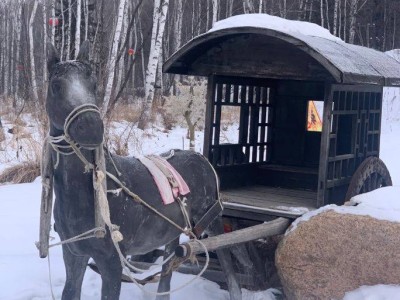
[206,77,325,218]
[204,75,383,219]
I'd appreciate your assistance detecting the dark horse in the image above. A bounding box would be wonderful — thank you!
[45,42,241,300]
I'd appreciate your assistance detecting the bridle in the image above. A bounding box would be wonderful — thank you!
[47,103,101,170]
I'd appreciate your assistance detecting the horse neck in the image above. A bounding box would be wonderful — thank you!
[50,125,95,210]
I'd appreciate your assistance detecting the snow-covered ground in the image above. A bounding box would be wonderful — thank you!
[1,87,400,299]
[1,120,400,299]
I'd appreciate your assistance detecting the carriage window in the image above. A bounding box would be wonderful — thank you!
[306,100,323,132]
[336,114,354,155]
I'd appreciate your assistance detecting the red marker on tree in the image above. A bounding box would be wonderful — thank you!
[48,18,59,26]
[128,48,134,56]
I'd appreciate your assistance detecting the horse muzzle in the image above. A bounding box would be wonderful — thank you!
[68,110,104,149]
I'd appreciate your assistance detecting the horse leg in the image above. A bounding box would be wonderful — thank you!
[93,252,123,300]
[61,245,89,300]
[207,218,242,300]
[156,237,180,300]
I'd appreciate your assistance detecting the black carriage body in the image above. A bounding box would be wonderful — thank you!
[164,27,400,219]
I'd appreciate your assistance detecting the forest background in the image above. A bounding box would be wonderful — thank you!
[0,0,400,173]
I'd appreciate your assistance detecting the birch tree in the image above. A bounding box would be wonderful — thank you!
[101,0,127,117]
[42,0,48,84]
[60,0,65,60]
[84,0,89,40]
[29,0,40,103]
[173,0,183,53]
[349,0,358,43]
[333,0,339,36]
[14,0,22,104]
[212,0,218,26]
[2,1,8,97]
[244,0,255,14]
[66,0,72,60]
[75,0,81,58]
[138,0,169,129]
[51,0,55,45]
[115,0,129,94]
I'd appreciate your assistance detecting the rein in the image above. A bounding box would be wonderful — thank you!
[38,103,211,296]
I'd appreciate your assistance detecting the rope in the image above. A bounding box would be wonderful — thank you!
[116,238,210,296]
[47,253,56,300]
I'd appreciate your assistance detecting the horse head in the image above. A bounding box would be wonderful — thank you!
[46,41,104,149]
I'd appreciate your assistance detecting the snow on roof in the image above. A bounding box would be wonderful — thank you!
[165,14,400,86]
[287,186,400,234]
[209,13,343,43]
[386,49,400,63]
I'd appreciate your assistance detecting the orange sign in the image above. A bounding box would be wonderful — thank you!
[307,101,322,132]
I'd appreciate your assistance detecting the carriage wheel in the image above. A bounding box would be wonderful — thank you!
[345,156,392,202]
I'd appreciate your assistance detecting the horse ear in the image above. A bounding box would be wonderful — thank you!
[47,43,60,74]
[77,40,90,63]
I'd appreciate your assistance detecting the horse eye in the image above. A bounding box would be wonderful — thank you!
[51,80,62,94]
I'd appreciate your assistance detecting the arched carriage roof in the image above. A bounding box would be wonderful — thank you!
[164,17,400,86]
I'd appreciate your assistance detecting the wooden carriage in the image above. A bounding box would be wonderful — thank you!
[164,24,400,221]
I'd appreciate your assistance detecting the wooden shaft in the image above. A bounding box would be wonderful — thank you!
[175,217,290,258]
[39,142,54,258]
[94,146,106,238]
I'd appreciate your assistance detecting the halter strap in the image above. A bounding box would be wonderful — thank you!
[63,103,101,143]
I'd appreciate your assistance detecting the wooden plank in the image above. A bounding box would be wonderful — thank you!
[317,83,333,207]
[223,202,309,218]
[175,218,290,258]
[203,75,215,159]
[223,192,315,208]
[223,185,317,199]
[258,164,318,174]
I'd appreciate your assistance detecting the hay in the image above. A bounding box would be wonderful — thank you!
[0,161,40,184]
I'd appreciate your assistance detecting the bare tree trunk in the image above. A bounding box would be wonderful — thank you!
[75,0,81,58]
[206,0,210,29]
[3,2,9,97]
[138,13,146,92]
[51,0,56,45]
[258,0,263,13]
[14,0,22,104]
[279,0,287,18]
[349,0,358,44]
[212,0,218,25]
[173,0,183,52]
[392,12,396,49]
[382,0,387,50]
[101,0,127,117]
[42,0,48,85]
[66,0,72,60]
[9,4,15,97]
[29,0,40,103]
[344,0,347,42]
[60,0,65,60]
[138,0,169,129]
[84,0,89,40]
[333,0,339,35]
[116,0,129,95]
[244,0,255,13]
[325,0,331,31]
[338,0,342,39]
[320,0,325,27]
